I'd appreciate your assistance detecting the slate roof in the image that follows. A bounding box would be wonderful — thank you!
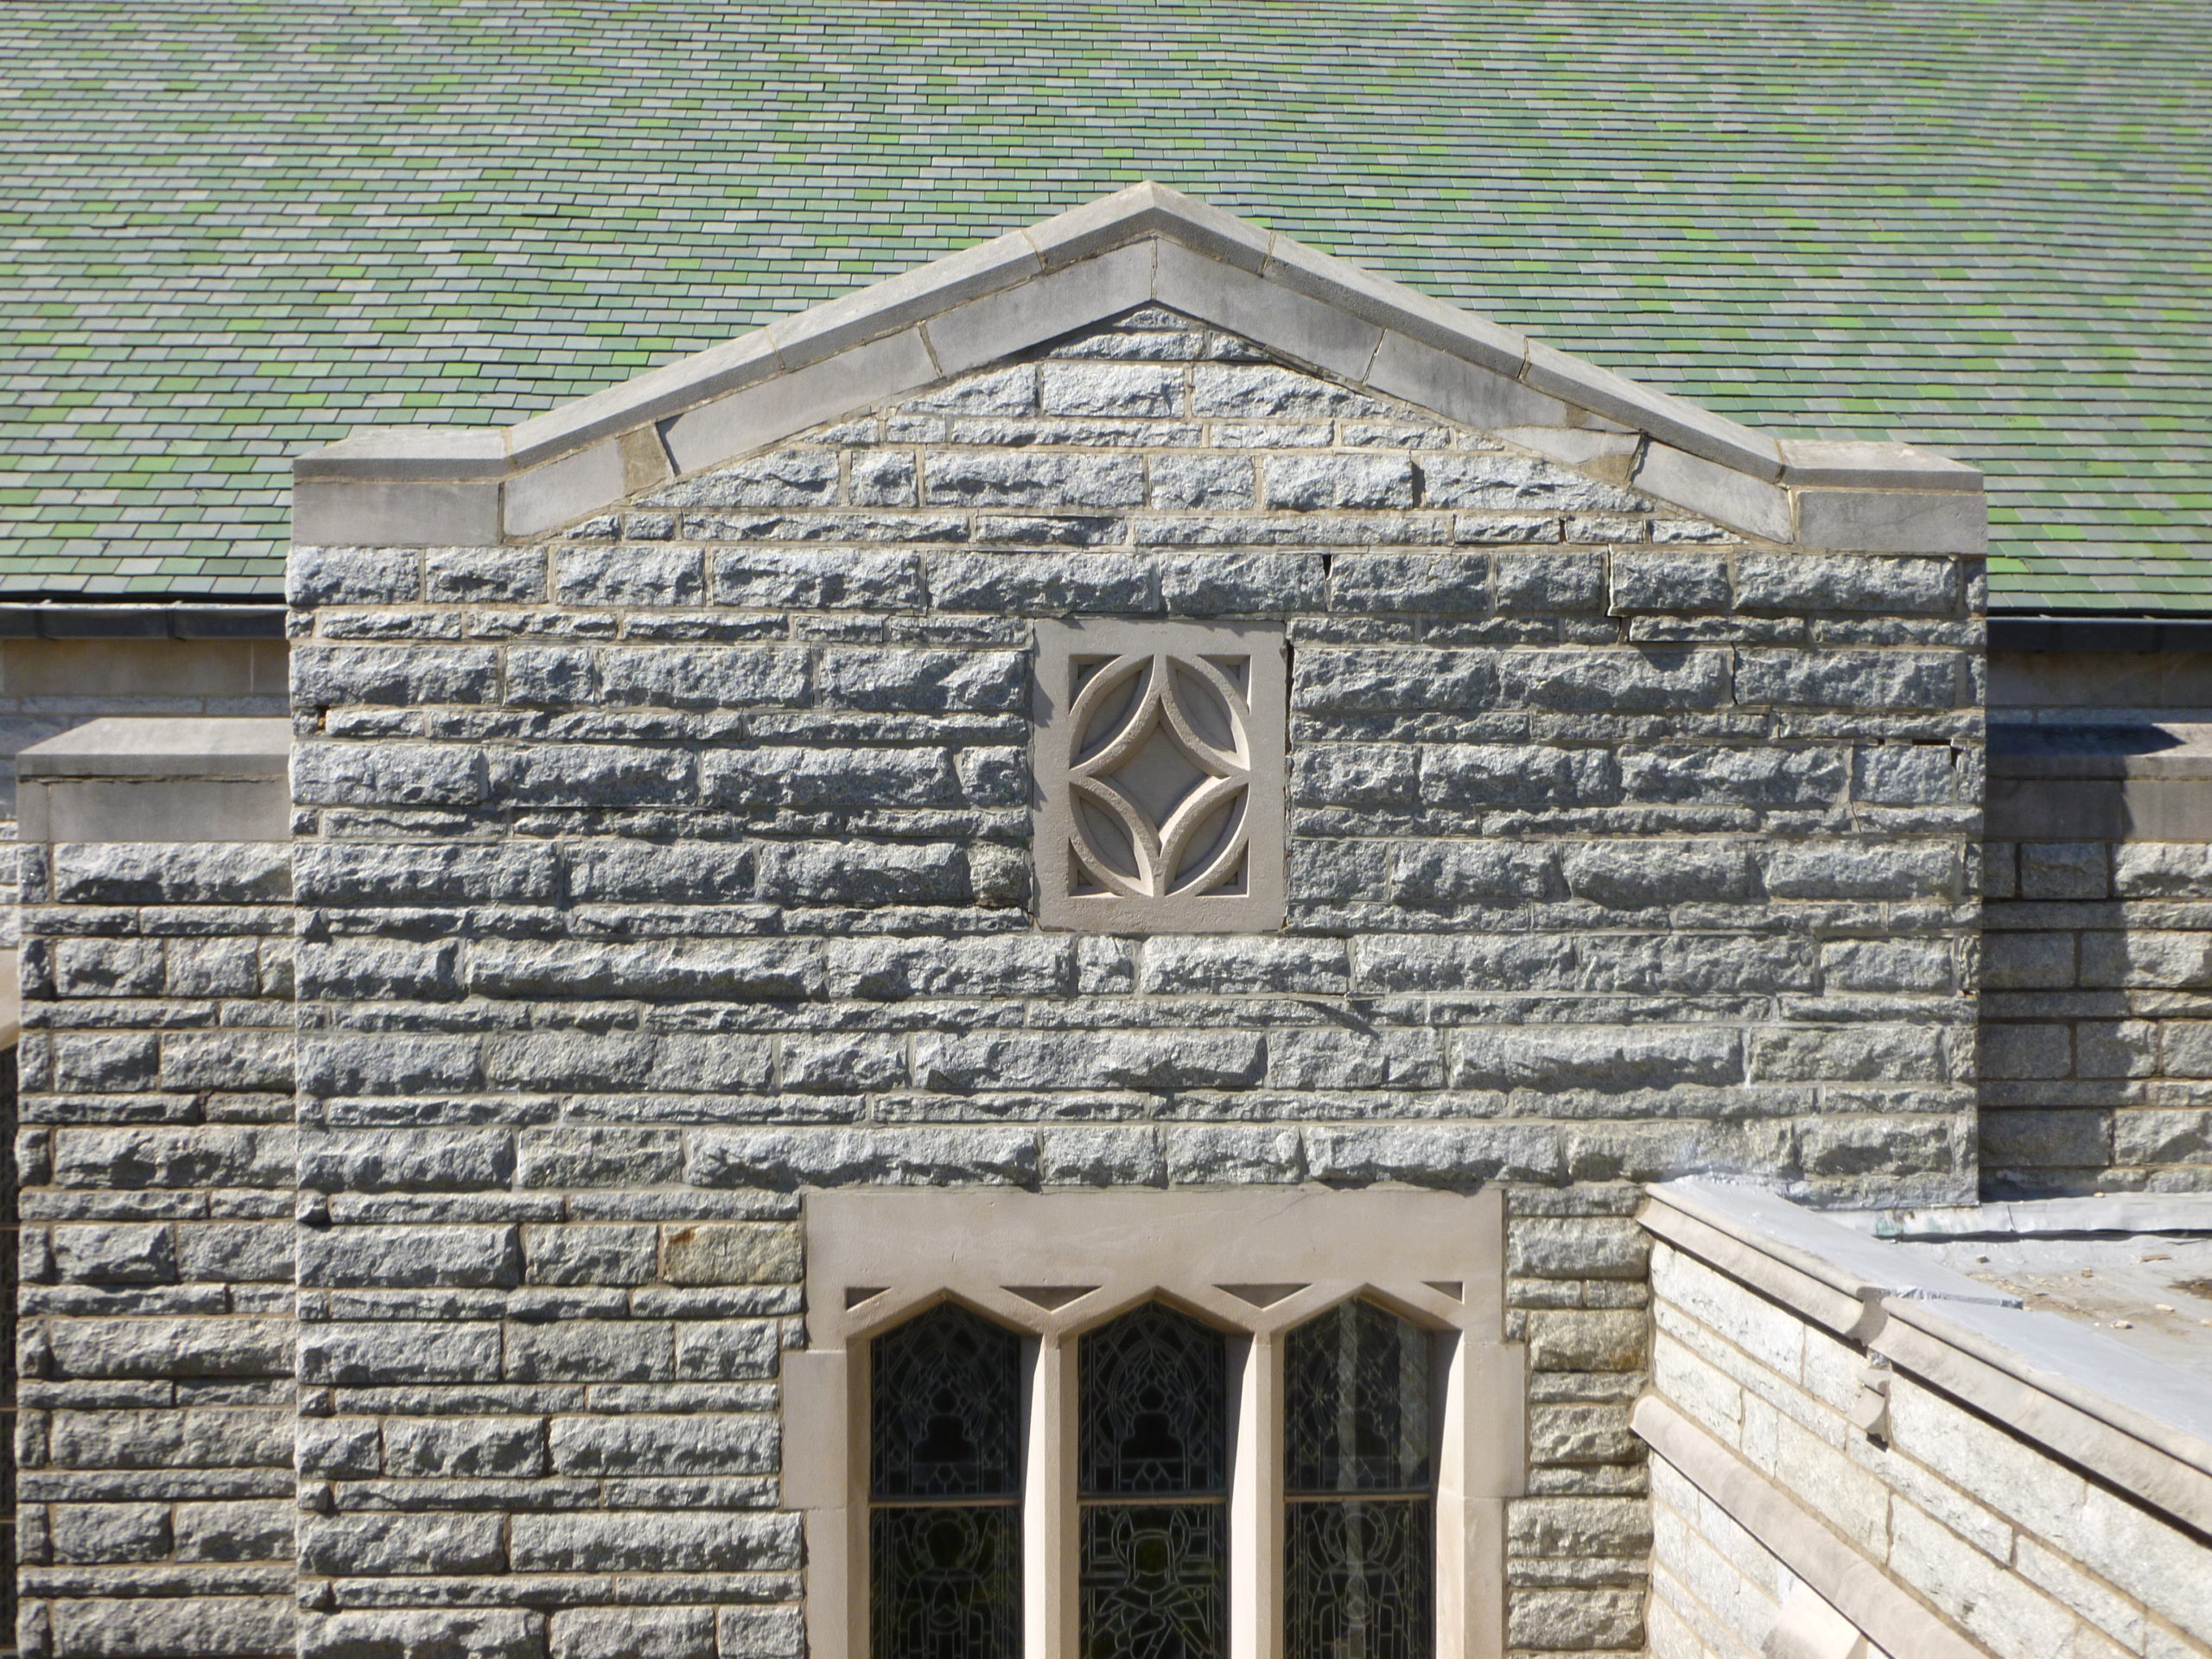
[3,0,2208,610]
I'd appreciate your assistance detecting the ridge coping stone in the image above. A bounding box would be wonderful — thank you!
[291,185,1980,541]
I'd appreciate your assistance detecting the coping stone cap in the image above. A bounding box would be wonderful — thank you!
[1879,1294,2212,1476]
[18,716,292,779]
[296,428,506,483]
[1780,438,1981,492]
[1031,181,1271,273]
[1646,1179,2019,1309]
[292,184,1981,543]
[1872,1193,2212,1240]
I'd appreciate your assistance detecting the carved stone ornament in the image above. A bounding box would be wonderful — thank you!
[1032,619,1287,933]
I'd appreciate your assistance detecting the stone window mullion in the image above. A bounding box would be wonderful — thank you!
[1230,1329,1287,1659]
[1025,1333,1078,1659]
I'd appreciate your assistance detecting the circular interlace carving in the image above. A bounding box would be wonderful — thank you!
[1065,652,1254,900]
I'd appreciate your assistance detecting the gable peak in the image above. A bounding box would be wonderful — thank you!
[295,184,1979,556]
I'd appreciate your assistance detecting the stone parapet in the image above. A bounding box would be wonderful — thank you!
[1640,1179,2212,1659]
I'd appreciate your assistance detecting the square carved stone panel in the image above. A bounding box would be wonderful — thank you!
[1032,619,1287,934]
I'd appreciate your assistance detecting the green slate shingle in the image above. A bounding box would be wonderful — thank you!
[2,0,2207,610]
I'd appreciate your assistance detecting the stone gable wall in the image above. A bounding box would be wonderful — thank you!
[19,305,1986,1659]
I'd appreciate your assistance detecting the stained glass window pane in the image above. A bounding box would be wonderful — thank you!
[873,1302,1023,1499]
[1285,1500,1433,1659]
[870,1304,1023,1659]
[1285,1300,1431,1495]
[1080,1503,1227,1659]
[1079,1305,1230,1659]
[872,1506,1022,1659]
[1078,1303,1228,1497]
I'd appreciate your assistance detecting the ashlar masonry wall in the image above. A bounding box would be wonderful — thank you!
[1980,671,2212,1195]
[13,810,296,1657]
[274,303,1984,1659]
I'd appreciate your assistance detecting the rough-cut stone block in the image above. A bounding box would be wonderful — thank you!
[550,1609,713,1659]
[687,1128,1039,1191]
[300,1610,541,1659]
[716,1607,804,1659]
[508,1510,799,1573]
[300,1512,505,1577]
[1452,1027,1743,1092]
[1305,1123,1562,1185]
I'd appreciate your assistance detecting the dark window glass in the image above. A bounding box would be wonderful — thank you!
[1079,1304,1228,1659]
[1283,1301,1435,1659]
[870,1305,1023,1659]
[874,1299,1024,1500]
[870,1507,1021,1659]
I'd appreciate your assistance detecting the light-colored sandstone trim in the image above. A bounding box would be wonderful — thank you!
[1870,1306,2212,1532]
[1643,1180,2018,1331]
[1644,1179,2212,1534]
[1633,1395,1991,1659]
[291,183,1982,551]
[16,716,294,843]
[791,1186,1519,1659]
[1031,620,1287,935]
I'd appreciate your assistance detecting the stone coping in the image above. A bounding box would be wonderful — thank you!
[1644,1180,2212,1513]
[1988,720,2212,779]
[17,715,292,779]
[291,183,1982,553]
[1646,1179,2022,1316]
[1867,1194,2212,1240]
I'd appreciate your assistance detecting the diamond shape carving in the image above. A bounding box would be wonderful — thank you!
[1034,620,1286,932]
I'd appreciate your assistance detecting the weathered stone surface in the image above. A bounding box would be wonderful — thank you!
[54,1596,296,1658]
[300,1512,505,1576]
[549,1609,711,1659]
[174,1501,294,1564]
[687,1128,1040,1191]
[715,1608,804,1659]
[301,1610,541,1659]
[658,1223,801,1284]
[382,1417,548,1479]
[546,1413,776,1476]
[1451,1027,1743,1092]
[507,1510,799,1573]
[912,1030,1267,1091]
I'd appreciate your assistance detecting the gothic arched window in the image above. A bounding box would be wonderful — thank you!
[1077,1302,1230,1659]
[1284,1300,1436,1659]
[870,1302,1025,1659]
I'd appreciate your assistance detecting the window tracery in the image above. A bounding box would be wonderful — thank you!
[1033,620,1287,933]
[791,1190,1521,1659]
